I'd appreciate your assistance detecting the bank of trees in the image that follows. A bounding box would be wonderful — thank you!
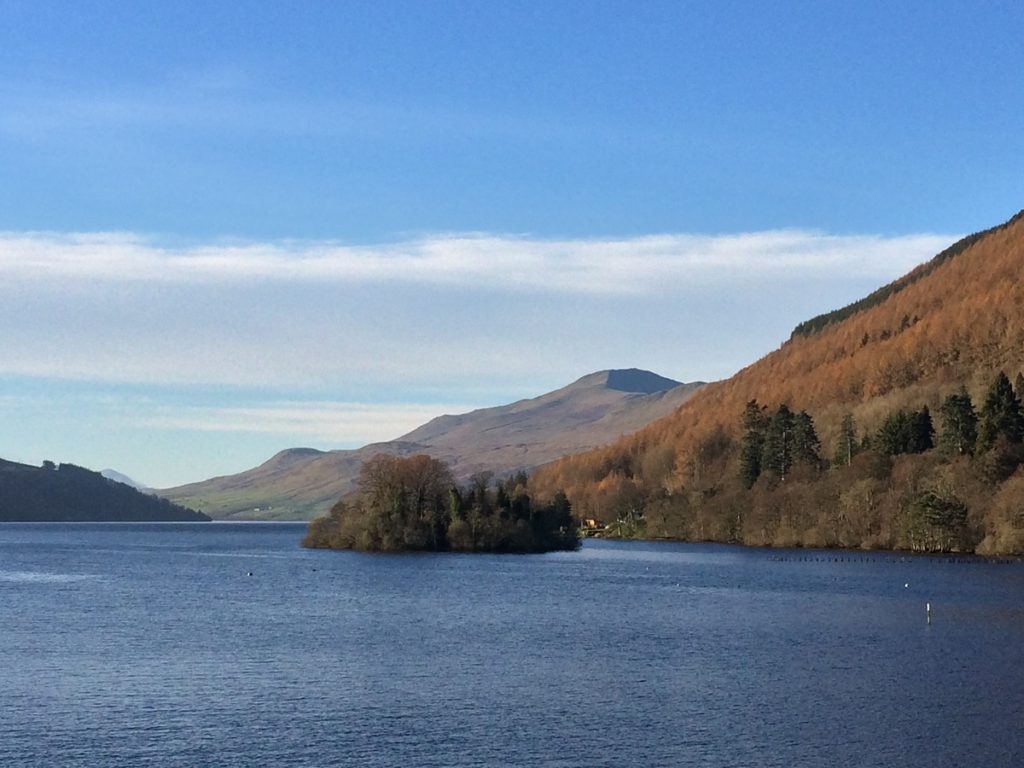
[538,371,1024,555]
[740,403,822,487]
[303,454,578,553]
[728,371,1024,552]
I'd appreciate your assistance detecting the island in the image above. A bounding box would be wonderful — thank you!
[302,454,578,553]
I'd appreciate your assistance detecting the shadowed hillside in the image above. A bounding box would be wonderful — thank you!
[0,459,208,522]
[530,209,1024,554]
[162,369,704,520]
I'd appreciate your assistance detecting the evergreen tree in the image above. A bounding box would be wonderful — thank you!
[832,413,858,467]
[978,371,1024,451]
[792,410,821,467]
[938,388,977,456]
[876,407,934,456]
[1016,372,1024,401]
[739,400,767,488]
[908,406,935,453]
[876,410,912,456]
[762,404,795,479]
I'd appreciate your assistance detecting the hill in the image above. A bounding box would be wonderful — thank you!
[530,209,1024,554]
[0,459,208,522]
[161,369,704,520]
[100,468,152,493]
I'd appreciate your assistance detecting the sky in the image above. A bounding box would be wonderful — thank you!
[1,0,1021,487]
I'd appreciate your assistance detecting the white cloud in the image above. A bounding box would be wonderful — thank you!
[0,227,962,393]
[139,400,479,443]
[0,229,956,295]
[0,226,968,485]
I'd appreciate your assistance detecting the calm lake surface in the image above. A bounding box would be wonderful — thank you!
[2,523,1023,767]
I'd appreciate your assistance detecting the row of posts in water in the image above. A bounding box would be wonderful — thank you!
[765,554,1019,565]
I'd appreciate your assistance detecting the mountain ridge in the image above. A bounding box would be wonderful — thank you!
[161,369,704,520]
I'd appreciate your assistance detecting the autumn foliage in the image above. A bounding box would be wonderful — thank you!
[530,209,1024,554]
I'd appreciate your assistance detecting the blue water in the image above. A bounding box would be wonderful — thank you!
[2,524,1024,767]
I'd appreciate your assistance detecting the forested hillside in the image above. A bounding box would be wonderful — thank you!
[0,459,208,522]
[530,209,1024,554]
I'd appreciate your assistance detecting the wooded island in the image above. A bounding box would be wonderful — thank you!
[303,454,578,553]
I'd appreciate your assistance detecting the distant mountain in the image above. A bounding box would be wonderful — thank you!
[530,208,1024,553]
[100,469,151,493]
[0,459,208,522]
[161,369,705,520]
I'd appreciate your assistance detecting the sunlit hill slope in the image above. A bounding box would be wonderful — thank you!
[531,209,1024,553]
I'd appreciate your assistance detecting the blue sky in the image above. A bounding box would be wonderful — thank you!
[0,1,1021,486]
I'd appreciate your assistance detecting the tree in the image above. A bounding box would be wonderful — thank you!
[355,453,455,550]
[908,406,935,453]
[792,410,822,468]
[739,400,767,488]
[832,413,859,467]
[907,488,969,552]
[978,371,1024,451]
[876,410,912,456]
[938,388,977,456]
[762,404,795,479]
[876,407,933,456]
[447,486,464,523]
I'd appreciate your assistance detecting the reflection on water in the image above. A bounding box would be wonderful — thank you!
[2,523,1024,767]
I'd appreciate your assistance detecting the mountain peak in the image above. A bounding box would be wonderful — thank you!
[100,469,151,492]
[572,368,683,395]
[604,368,682,394]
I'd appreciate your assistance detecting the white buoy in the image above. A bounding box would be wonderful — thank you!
[904,583,909,588]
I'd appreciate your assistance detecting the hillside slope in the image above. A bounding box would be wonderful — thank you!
[162,369,704,520]
[0,459,208,522]
[531,209,1024,552]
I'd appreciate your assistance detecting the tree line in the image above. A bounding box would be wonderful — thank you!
[726,371,1024,552]
[303,453,579,553]
[538,370,1024,555]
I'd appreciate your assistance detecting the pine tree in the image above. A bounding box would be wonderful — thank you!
[978,371,1024,451]
[876,410,911,456]
[832,413,858,467]
[792,410,821,467]
[938,388,977,456]
[876,407,934,456]
[908,406,935,453]
[762,404,795,479]
[739,400,767,488]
